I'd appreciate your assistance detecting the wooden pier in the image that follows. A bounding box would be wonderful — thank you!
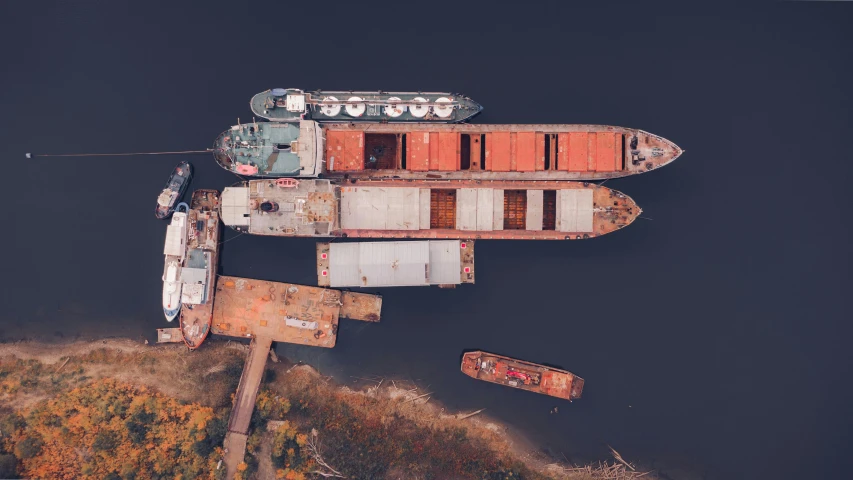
[213,276,382,478]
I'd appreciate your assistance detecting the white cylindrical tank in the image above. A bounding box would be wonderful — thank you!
[385,96,406,117]
[345,96,366,117]
[320,96,342,117]
[409,97,429,118]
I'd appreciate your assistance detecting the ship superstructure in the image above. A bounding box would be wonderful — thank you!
[250,88,482,123]
[220,179,639,240]
[162,204,189,321]
[213,121,681,181]
[178,190,220,350]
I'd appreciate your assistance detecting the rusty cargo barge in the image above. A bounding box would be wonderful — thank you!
[461,351,584,401]
[220,179,639,240]
[213,120,682,180]
[178,189,221,350]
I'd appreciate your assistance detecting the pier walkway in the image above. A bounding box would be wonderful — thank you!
[223,335,272,479]
[215,276,382,479]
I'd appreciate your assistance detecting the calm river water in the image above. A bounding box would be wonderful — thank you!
[1,2,851,479]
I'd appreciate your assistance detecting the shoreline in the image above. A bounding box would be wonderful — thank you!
[1,337,660,479]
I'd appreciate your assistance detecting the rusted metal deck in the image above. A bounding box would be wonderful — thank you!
[211,276,382,347]
[461,351,584,401]
[156,328,182,343]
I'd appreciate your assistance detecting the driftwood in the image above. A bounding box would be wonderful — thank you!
[405,392,433,403]
[55,357,70,372]
[608,445,635,471]
[456,408,485,420]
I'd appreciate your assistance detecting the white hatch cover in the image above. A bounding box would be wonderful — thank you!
[340,187,420,230]
[326,240,461,287]
[556,189,594,233]
[221,187,250,227]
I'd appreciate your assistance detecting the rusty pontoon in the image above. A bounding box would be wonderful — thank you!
[220,179,640,240]
[211,276,382,348]
[461,351,584,401]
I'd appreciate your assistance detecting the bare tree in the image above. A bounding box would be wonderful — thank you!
[306,428,345,479]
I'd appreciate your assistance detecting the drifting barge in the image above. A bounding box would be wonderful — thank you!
[220,179,640,240]
[461,351,584,401]
[251,88,482,123]
[212,120,681,180]
[178,190,221,350]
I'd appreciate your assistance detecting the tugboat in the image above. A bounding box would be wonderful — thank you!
[461,351,584,401]
[162,203,189,321]
[178,190,220,350]
[250,88,483,123]
[155,161,192,219]
[212,120,682,180]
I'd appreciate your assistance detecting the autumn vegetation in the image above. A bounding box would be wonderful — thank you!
[1,340,659,480]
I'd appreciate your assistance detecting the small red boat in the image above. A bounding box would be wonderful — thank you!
[461,351,584,401]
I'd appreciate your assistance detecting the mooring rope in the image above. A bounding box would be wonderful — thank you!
[27,149,212,158]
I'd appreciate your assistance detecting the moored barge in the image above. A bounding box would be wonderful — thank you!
[251,88,482,123]
[220,179,640,240]
[178,190,221,350]
[461,351,584,401]
[213,120,681,180]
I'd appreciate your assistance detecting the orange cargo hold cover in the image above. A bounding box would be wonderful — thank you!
[407,131,431,171]
[515,132,536,172]
[326,130,364,171]
[487,132,511,172]
[429,132,440,170]
[568,132,588,172]
[595,132,616,172]
[438,132,460,171]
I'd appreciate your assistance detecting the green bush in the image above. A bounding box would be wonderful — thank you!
[14,434,43,459]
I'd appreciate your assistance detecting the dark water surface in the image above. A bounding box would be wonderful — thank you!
[2,2,851,479]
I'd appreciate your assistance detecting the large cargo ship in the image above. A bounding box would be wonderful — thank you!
[178,190,220,350]
[250,88,482,123]
[461,351,584,401]
[213,120,681,180]
[219,179,639,240]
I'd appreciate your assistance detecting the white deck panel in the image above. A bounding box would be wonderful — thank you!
[428,240,462,285]
[419,189,431,230]
[456,188,478,231]
[492,189,504,230]
[163,224,185,256]
[328,241,460,287]
[340,187,420,230]
[476,188,494,231]
[360,241,429,286]
[526,190,544,231]
[556,189,594,233]
[221,188,250,227]
[328,243,360,287]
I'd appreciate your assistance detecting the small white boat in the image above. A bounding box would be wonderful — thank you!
[162,206,189,321]
[162,260,182,321]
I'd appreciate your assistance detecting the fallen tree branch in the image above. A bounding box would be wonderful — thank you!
[306,428,345,478]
